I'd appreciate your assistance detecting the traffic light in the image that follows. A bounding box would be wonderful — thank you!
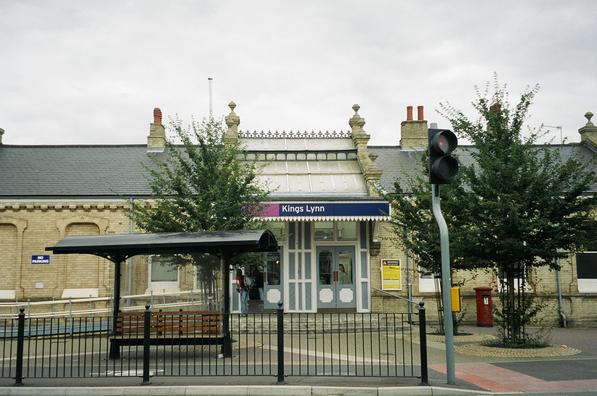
[428,128,458,184]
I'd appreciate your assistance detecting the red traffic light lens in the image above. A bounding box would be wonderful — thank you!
[438,136,448,153]
[430,130,457,155]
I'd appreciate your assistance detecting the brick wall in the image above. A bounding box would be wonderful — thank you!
[373,220,597,325]
[0,201,129,300]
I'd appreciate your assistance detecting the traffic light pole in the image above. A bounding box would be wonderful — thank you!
[431,184,456,385]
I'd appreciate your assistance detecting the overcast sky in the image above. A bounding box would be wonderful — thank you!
[1,0,595,146]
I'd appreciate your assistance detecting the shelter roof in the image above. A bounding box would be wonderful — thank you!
[46,229,278,261]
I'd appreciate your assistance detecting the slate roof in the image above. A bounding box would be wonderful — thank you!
[369,143,596,193]
[0,142,594,199]
[0,145,157,198]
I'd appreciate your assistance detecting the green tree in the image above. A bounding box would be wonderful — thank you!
[389,80,597,344]
[132,117,269,301]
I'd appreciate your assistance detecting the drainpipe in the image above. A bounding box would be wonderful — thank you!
[555,250,567,328]
[127,198,134,302]
[404,226,413,323]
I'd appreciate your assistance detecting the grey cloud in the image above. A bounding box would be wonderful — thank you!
[0,0,595,145]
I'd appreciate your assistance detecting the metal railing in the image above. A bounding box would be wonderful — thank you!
[0,304,428,385]
[0,289,221,319]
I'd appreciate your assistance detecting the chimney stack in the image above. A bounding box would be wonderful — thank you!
[147,107,166,151]
[0,128,4,145]
[400,105,428,149]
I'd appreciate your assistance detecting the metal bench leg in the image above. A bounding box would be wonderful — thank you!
[109,340,120,359]
[222,331,232,357]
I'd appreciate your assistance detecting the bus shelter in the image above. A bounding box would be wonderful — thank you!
[46,229,278,357]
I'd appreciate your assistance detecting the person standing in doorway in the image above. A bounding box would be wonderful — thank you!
[339,263,351,284]
[236,268,249,316]
[256,265,265,301]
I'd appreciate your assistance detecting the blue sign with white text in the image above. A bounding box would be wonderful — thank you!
[31,255,50,264]
[261,202,390,217]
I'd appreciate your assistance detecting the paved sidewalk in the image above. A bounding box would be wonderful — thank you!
[427,325,597,395]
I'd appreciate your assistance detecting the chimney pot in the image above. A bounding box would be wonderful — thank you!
[406,106,413,121]
[417,106,424,121]
[153,107,163,124]
[0,127,4,145]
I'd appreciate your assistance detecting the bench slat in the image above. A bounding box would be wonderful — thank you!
[115,310,222,336]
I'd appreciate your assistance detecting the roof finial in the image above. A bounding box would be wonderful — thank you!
[225,101,240,129]
[224,101,240,143]
[578,110,597,146]
[349,104,365,130]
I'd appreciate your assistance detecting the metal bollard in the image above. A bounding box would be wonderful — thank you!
[276,301,285,385]
[142,304,151,385]
[15,308,25,386]
[418,302,429,386]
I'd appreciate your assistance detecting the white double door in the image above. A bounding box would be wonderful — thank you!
[316,246,356,309]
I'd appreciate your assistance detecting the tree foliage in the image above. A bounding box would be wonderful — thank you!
[131,118,269,295]
[438,81,596,272]
[389,79,596,342]
[389,80,596,277]
[133,118,268,233]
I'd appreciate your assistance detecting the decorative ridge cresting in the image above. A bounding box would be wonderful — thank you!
[238,130,352,139]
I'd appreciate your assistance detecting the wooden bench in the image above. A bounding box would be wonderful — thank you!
[109,310,224,357]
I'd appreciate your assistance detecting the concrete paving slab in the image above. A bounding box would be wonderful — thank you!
[64,388,125,396]
[247,385,311,396]
[311,386,378,396]
[428,387,502,395]
[125,385,197,396]
[378,386,433,396]
[183,386,249,396]
[494,358,597,381]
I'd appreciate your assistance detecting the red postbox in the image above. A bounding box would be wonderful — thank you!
[474,287,493,327]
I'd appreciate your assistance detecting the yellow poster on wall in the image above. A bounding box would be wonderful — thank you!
[381,259,401,290]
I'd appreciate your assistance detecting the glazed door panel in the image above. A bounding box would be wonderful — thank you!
[263,248,283,310]
[316,246,356,309]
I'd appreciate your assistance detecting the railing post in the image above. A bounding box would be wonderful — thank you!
[276,301,285,385]
[142,304,151,385]
[68,298,73,335]
[15,308,25,386]
[418,302,429,386]
[109,309,121,359]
